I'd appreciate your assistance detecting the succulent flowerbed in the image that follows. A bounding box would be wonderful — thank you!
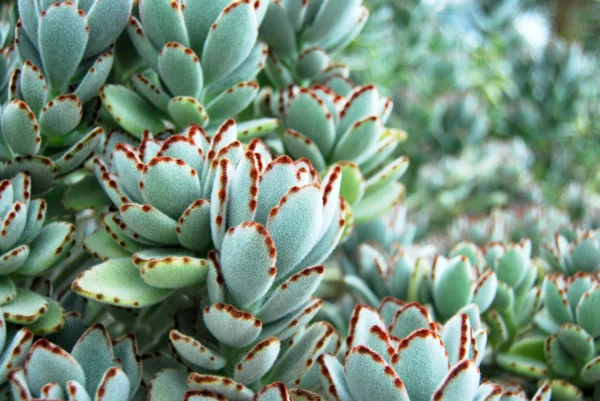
[0,0,596,400]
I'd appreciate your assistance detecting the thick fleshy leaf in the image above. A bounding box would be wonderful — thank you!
[220,222,277,306]
[176,199,212,251]
[203,303,261,347]
[543,276,574,325]
[24,338,85,395]
[267,184,323,277]
[261,298,323,341]
[101,85,166,137]
[38,1,88,91]
[113,333,142,395]
[130,72,170,112]
[84,0,132,58]
[346,346,409,401]
[432,360,480,401]
[169,330,226,371]
[71,324,116,396]
[392,329,450,401]
[141,156,200,219]
[254,156,298,225]
[0,156,56,195]
[389,302,432,339]
[472,270,498,313]
[158,42,203,98]
[187,374,254,400]
[336,85,380,138]
[346,304,387,350]
[331,116,381,163]
[353,181,404,224]
[580,356,600,384]
[54,127,104,175]
[140,256,208,289]
[318,354,354,401]
[496,353,549,379]
[545,334,577,378]
[258,266,325,323]
[441,313,473,366]
[139,0,188,49]
[2,289,48,324]
[72,258,172,308]
[147,369,189,401]
[95,367,131,401]
[201,1,258,84]
[556,323,594,362]
[206,81,259,123]
[233,337,281,385]
[17,221,75,276]
[286,89,335,157]
[168,96,210,128]
[75,50,115,104]
[575,287,600,337]
[27,298,65,335]
[1,100,41,156]
[433,256,474,318]
[119,203,178,244]
[282,129,327,173]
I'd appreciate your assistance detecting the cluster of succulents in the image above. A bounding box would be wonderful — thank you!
[0,1,596,401]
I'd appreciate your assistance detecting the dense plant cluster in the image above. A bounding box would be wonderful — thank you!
[0,0,596,400]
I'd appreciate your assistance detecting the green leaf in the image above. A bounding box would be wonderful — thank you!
[201,0,258,84]
[3,289,48,324]
[39,94,82,137]
[158,42,203,98]
[101,85,166,137]
[38,2,88,92]
[1,100,41,156]
[18,221,75,276]
[72,258,173,308]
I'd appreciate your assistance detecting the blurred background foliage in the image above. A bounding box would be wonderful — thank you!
[342,0,600,235]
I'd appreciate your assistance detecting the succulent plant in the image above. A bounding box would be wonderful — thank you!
[541,230,600,275]
[0,308,34,399]
[0,0,133,192]
[315,302,510,401]
[448,205,570,253]
[410,138,542,228]
[259,0,368,89]
[0,172,76,333]
[259,83,409,223]
[73,119,348,307]
[495,272,600,397]
[341,239,497,325]
[8,323,142,400]
[101,0,271,135]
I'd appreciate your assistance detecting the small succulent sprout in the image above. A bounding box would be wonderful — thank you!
[318,303,496,401]
[112,0,271,134]
[0,307,34,395]
[260,83,408,223]
[497,272,600,389]
[0,172,75,330]
[542,230,600,275]
[259,0,369,88]
[8,323,142,400]
[16,0,132,96]
[74,119,348,308]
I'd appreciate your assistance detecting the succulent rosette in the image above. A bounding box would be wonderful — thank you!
[542,230,600,275]
[73,118,348,308]
[314,303,539,401]
[0,307,34,399]
[258,83,408,223]
[259,0,369,89]
[0,172,75,334]
[8,323,142,400]
[0,0,133,192]
[101,0,273,135]
[497,272,600,400]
